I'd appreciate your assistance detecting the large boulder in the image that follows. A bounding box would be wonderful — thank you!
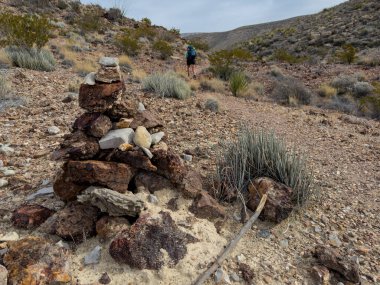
[246,177,294,223]
[73,113,112,138]
[39,202,99,243]
[79,81,125,112]
[57,131,99,160]
[12,204,54,229]
[3,237,71,285]
[105,98,139,121]
[109,211,197,269]
[134,171,175,193]
[112,149,157,172]
[190,191,226,219]
[151,149,187,185]
[66,160,135,193]
[77,186,145,217]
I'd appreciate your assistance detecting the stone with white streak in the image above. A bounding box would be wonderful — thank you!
[99,128,135,149]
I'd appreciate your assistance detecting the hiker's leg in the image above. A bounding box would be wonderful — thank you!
[192,65,195,77]
[187,65,190,77]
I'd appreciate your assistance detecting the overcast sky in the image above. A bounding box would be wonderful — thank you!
[81,0,348,33]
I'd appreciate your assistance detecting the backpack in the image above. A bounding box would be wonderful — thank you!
[187,46,197,58]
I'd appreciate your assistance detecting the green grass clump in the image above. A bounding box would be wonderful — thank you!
[229,71,248,97]
[152,40,173,60]
[215,128,313,206]
[142,72,192,100]
[6,46,56,71]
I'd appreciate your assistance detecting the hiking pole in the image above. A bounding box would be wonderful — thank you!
[193,193,268,285]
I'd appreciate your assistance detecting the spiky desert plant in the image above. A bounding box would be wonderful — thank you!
[214,128,313,207]
[142,72,191,100]
[229,71,248,97]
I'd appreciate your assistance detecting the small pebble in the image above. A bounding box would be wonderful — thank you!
[0,179,8,188]
[148,194,159,204]
[47,126,60,135]
[258,229,271,239]
[138,102,146,111]
[84,246,102,265]
[183,154,193,162]
[230,273,240,282]
[99,272,111,284]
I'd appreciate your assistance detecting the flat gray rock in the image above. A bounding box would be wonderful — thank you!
[99,57,119,67]
[151,132,165,145]
[84,246,102,265]
[26,186,54,201]
[99,128,134,149]
[84,72,96,85]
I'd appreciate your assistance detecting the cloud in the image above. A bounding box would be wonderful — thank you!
[81,0,348,33]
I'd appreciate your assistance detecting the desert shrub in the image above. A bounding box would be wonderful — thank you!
[142,72,191,100]
[141,17,152,26]
[189,80,200,91]
[353,82,374,98]
[229,71,248,97]
[270,65,284,78]
[105,8,123,22]
[70,1,81,12]
[57,0,68,9]
[318,84,337,97]
[115,33,140,56]
[169,28,180,36]
[0,73,25,111]
[6,47,56,71]
[273,48,307,64]
[135,23,157,40]
[353,72,366,82]
[152,40,173,60]
[209,48,252,80]
[0,49,11,67]
[272,77,312,106]
[188,38,209,51]
[205,98,220,113]
[76,10,103,32]
[118,55,133,72]
[337,44,357,64]
[324,95,359,115]
[158,30,177,42]
[0,13,53,49]
[131,69,147,83]
[200,78,225,93]
[331,75,357,94]
[214,128,313,206]
[359,96,380,119]
[248,82,265,96]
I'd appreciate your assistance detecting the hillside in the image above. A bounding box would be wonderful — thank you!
[185,0,380,59]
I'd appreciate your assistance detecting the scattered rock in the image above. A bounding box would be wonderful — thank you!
[84,246,102,265]
[0,265,7,285]
[138,102,145,111]
[215,268,231,284]
[99,128,134,149]
[84,72,96,85]
[105,98,138,121]
[148,194,159,204]
[73,113,112,138]
[130,110,163,130]
[58,131,100,160]
[182,154,193,162]
[247,177,294,223]
[0,178,8,188]
[258,229,271,239]
[99,57,119,67]
[152,141,168,152]
[0,232,19,242]
[239,263,254,283]
[112,149,157,172]
[79,81,125,112]
[109,211,197,269]
[2,168,15,176]
[310,265,330,285]
[133,126,152,149]
[47,126,60,135]
[3,237,71,284]
[67,160,135,193]
[134,171,174,193]
[151,131,165,145]
[236,254,246,264]
[77,186,145,217]
[115,118,133,129]
[39,202,99,243]
[151,149,187,184]
[99,272,111,284]
[328,232,342,247]
[26,186,54,201]
[62,92,78,103]
[180,170,203,198]
[96,216,131,240]
[141,146,153,159]
[314,245,360,283]
[280,239,289,248]
[118,143,133,151]
[0,144,14,156]
[230,273,240,282]
[190,191,226,219]
[53,165,88,201]
[12,204,54,229]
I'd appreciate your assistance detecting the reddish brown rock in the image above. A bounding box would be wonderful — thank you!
[53,164,88,201]
[66,160,135,193]
[112,149,157,172]
[3,237,71,285]
[247,177,294,223]
[79,81,125,112]
[73,113,112,138]
[39,202,99,243]
[190,191,226,219]
[59,131,99,160]
[314,245,360,283]
[105,98,139,121]
[151,149,187,184]
[96,216,131,240]
[310,265,330,285]
[180,170,203,198]
[109,211,197,269]
[130,110,163,130]
[134,171,175,193]
[12,204,54,229]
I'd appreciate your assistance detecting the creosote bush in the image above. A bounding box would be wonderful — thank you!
[76,10,103,32]
[6,47,56,71]
[331,75,357,94]
[337,44,357,64]
[214,128,313,206]
[229,71,248,97]
[353,82,374,98]
[116,33,140,56]
[273,48,307,64]
[142,72,191,100]
[272,77,312,106]
[152,40,173,60]
[318,84,337,97]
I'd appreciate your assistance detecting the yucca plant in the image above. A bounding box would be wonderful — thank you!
[214,128,313,207]
[229,71,248,96]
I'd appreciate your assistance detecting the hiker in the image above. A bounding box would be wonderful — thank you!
[186,45,197,78]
